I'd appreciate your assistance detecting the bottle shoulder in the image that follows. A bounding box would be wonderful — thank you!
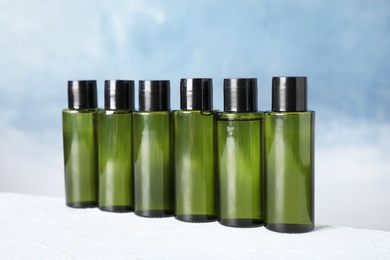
[62,108,98,114]
[98,109,133,115]
[265,110,315,116]
[133,110,171,116]
[173,110,216,116]
[217,111,263,121]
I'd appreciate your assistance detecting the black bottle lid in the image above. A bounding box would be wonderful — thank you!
[180,78,213,110]
[68,80,97,109]
[138,80,170,111]
[272,77,307,112]
[104,80,135,110]
[224,78,258,112]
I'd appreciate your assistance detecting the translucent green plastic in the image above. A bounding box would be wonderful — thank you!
[217,112,263,227]
[264,111,315,233]
[133,111,174,217]
[173,110,217,222]
[62,109,98,208]
[98,110,133,212]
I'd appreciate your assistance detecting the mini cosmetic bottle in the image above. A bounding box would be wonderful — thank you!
[173,78,217,222]
[216,78,263,227]
[98,80,135,212]
[133,80,174,217]
[264,77,315,233]
[62,80,98,208]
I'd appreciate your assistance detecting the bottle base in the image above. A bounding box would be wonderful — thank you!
[99,205,134,213]
[135,209,174,218]
[265,223,314,233]
[66,201,97,208]
[219,218,263,228]
[175,214,217,223]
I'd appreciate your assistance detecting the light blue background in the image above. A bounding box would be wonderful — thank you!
[0,0,389,231]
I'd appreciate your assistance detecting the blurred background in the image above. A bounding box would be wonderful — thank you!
[0,0,389,231]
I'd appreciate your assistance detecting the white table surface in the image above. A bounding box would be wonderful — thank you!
[0,193,389,259]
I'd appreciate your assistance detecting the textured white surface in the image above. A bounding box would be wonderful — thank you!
[0,193,389,259]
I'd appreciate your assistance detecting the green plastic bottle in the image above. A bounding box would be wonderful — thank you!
[62,80,98,208]
[217,78,263,228]
[265,76,315,233]
[133,80,174,217]
[98,80,134,212]
[173,78,217,222]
